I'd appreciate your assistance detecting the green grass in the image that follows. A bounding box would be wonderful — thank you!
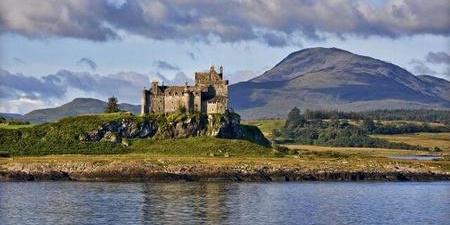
[130,136,272,157]
[242,119,285,139]
[0,123,36,129]
[0,112,133,156]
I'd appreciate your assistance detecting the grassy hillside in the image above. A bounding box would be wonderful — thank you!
[0,112,270,156]
[243,119,285,139]
[0,124,36,129]
[131,137,271,157]
[0,113,132,156]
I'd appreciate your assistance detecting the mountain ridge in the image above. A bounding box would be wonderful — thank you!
[230,47,450,118]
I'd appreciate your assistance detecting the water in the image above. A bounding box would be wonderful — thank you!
[0,182,449,225]
[388,155,442,160]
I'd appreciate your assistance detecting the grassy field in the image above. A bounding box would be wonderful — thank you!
[130,137,272,157]
[242,119,285,139]
[373,133,450,153]
[282,144,431,158]
[1,146,448,177]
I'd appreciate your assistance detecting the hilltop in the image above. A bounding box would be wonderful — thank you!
[1,98,140,123]
[0,111,270,156]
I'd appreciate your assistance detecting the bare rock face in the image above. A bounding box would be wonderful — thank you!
[208,112,243,139]
[101,131,121,143]
[138,121,157,138]
[174,117,205,138]
[79,118,157,142]
[80,111,269,146]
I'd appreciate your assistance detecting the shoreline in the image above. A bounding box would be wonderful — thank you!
[1,161,449,182]
[2,171,449,182]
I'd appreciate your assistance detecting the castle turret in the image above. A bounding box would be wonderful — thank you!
[140,89,149,115]
[151,81,159,95]
[183,82,193,113]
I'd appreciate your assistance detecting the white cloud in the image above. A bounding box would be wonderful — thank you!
[1,0,448,46]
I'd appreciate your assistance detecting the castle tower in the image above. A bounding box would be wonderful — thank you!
[183,82,193,113]
[151,81,159,95]
[140,89,149,115]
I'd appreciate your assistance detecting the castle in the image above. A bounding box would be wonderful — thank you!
[141,66,229,115]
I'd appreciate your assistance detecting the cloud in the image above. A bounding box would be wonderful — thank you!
[0,0,118,41]
[260,31,289,47]
[77,57,97,70]
[186,51,196,60]
[409,59,437,75]
[172,72,193,85]
[0,69,65,99]
[153,60,179,71]
[1,0,449,46]
[12,57,26,65]
[425,51,450,64]
[228,69,265,84]
[0,68,194,113]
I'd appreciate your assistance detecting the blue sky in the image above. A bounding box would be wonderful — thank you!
[0,0,449,114]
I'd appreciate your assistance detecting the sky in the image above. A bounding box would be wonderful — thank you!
[0,0,449,114]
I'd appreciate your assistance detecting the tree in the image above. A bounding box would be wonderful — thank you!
[105,96,120,113]
[361,119,376,133]
[285,107,306,129]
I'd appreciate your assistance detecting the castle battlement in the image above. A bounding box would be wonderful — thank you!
[141,66,229,115]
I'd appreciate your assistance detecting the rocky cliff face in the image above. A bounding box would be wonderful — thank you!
[79,112,270,146]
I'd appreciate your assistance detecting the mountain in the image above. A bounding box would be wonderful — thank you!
[20,98,140,123]
[0,113,23,120]
[229,47,450,119]
[416,75,450,102]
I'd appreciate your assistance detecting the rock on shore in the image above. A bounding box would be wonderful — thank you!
[1,160,449,182]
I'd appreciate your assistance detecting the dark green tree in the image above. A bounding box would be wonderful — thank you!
[105,96,120,113]
[284,107,306,130]
[361,118,376,133]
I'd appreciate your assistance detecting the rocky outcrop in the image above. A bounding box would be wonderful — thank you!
[80,119,157,143]
[79,112,270,146]
[207,112,242,138]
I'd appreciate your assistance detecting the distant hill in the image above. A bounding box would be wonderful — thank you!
[229,47,450,119]
[0,113,23,120]
[11,98,140,123]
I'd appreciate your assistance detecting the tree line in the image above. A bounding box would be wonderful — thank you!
[273,107,448,150]
[302,109,450,125]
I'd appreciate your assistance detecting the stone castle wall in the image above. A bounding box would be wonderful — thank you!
[141,66,228,115]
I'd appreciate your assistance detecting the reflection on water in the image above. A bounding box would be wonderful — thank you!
[0,182,449,225]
